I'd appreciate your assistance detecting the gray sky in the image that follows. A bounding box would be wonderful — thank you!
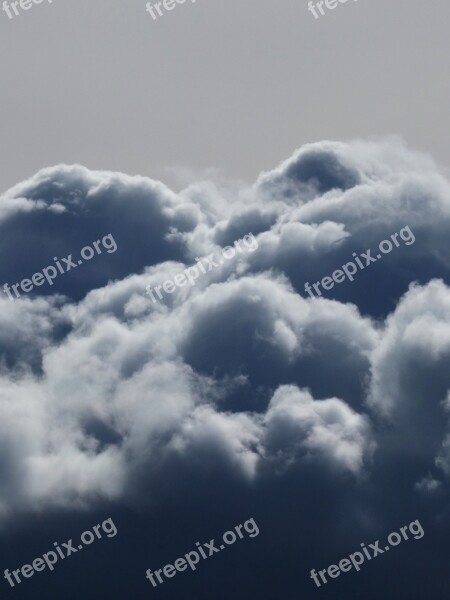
[0,0,449,193]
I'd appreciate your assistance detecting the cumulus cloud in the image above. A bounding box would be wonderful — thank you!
[1,138,450,541]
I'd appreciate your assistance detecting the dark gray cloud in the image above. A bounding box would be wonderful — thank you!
[0,139,449,599]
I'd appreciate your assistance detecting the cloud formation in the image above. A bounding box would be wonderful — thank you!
[1,138,450,545]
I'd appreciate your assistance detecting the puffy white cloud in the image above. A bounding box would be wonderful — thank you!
[262,385,373,474]
[368,280,450,486]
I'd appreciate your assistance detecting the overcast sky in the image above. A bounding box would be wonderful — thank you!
[0,0,449,194]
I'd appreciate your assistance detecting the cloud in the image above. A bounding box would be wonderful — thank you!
[0,138,450,550]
